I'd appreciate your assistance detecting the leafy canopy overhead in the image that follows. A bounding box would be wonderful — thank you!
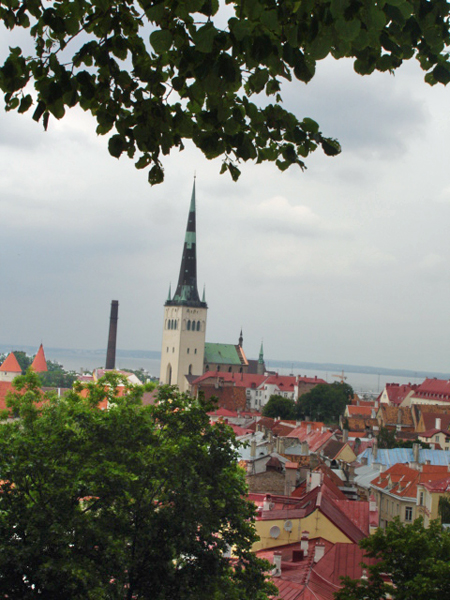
[336,518,450,600]
[0,371,275,600]
[1,0,450,184]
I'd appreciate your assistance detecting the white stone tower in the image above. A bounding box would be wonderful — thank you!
[159,181,207,392]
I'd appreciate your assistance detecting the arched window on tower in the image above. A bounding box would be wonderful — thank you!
[189,364,193,375]
[175,320,178,330]
[187,320,191,331]
[166,364,172,385]
[196,321,200,331]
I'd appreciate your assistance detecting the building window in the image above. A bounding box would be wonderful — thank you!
[405,506,413,522]
[187,348,190,354]
[419,492,424,506]
[194,348,197,354]
[172,347,175,353]
[189,364,193,375]
[167,347,169,352]
[196,321,200,331]
[187,320,191,331]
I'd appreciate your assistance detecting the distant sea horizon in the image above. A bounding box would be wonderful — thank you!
[2,344,449,395]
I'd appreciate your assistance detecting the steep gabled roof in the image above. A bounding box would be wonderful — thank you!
[31,344,48,372]
[383,383,418,405]
[0,352,22,373]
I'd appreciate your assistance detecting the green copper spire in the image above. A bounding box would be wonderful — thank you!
[166,180,207,308]
[258,341,264,364]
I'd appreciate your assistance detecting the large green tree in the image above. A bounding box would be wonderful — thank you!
[335,518,450,600]
[1,0,450,184]
[262,394,296,419]
[0,371,275,600]
[296,381,352,422]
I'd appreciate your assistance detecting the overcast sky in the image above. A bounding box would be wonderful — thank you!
[1,40,449,373]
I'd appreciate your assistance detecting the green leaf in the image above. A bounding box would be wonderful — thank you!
[301,117,319,134]
[32,100,46,122]
[18,94,32,113]
[108,134,125,158]
[148,163,164,184]
[335,18,361,42]
[228,17,252,41]
[321,137,341,156]
[192,23,217,53]
[149,29,173,54]
[228,163,241,181]
[308,33,332,60]
[432,64,450,84]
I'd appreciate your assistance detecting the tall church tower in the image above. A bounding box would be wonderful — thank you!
[159,181,207,392]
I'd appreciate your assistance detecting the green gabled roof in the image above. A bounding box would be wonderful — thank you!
[204,343,242,365]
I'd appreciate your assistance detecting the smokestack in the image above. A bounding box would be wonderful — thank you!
[105,300,119,370]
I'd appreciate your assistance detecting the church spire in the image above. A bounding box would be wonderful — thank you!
[258,341,264,364]
[168,180,206,308]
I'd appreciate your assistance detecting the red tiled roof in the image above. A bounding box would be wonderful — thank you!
[192,371,268,388]
[421,412,450,431]
[413,378,450,403]
[334,500,370,536]
[351,399,377,407]
[226,423,254,436]
[263,375,297,389]
[418,428,448,438]
[31,344,48,373]
[371,463,450,499]
[420,475,450,493]
[346,406,372,417]
[0,352,22,373]
[378,406,414,427]
[207,407,238,418]
[287,427,334,453]
[310,542,378,588]
[383,383,418,406]
[318,489,366,543]
[286,422,325,438]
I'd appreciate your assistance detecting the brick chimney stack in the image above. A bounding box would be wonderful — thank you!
[105,300,119,370]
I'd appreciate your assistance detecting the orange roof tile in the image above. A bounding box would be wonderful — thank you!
[0,352,22,373]
[347,406,373,417]
[31,344,48,373]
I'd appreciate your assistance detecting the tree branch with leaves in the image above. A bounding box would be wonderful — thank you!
[2,0,450,184]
